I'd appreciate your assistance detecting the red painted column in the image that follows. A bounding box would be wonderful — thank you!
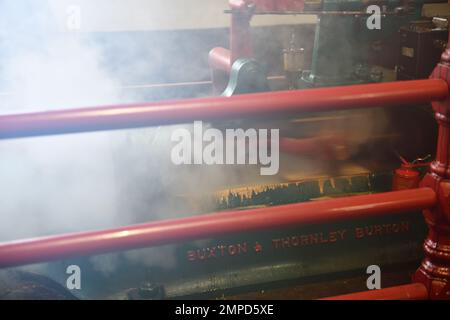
[209,0,254,94]
[230,0,254,64]
[209,47,232,94]
[413,14,450,299]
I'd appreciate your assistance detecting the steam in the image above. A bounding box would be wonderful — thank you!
[0,1,176,273]
[0,1,125,241]
[0,1,264,277]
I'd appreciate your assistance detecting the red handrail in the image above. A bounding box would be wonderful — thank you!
[0,79,446,139]
[0,188,436,268]
[321,283,429,300]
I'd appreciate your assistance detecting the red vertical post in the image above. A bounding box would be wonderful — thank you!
[209,0,254,94]
[230,0,254,64]
[413,13,450,300]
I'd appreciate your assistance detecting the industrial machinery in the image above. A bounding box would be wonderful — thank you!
[210,0,448,93]
[397,18,449,79]
[1,0,450,301]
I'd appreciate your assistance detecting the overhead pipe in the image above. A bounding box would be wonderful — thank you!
[0,79,446,139]
[0,188,436,268]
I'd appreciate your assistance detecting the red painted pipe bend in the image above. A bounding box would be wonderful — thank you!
[209,47,232,73]
[0,79,446,139]
[0,188,436,269]
[321,283,429,300]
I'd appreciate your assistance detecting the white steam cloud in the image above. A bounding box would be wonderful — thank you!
[0,1,172,272]
[0,1,263,276]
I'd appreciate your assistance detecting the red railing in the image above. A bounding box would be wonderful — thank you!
[0,79,446,139]
[321,283,429,300]
[0,76,448,299]
[0,188,436,268]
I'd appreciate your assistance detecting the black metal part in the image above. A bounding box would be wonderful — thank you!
[222,59,270,96]
[397,20,449,80]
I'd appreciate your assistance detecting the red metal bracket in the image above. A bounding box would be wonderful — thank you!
[209,0,306,93]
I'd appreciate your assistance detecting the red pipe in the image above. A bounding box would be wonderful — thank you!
[209,48,232,73]
[0,79,446,139]
[209,47,232,93]
[321,283,429,300]
[0,188,436,268]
